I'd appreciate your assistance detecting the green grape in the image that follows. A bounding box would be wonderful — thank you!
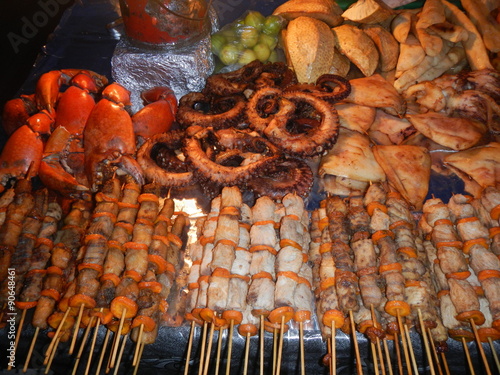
[253,43,271,62]
[262,15,283,36]
[220,25,238,43]
[210,33,227,56]
[258,33,277,50]
[239,26,260,48]
[219,43,243,65]
[238,49,258,65]
[268,49,279,63]
[244,11,265,32]
[232,17,246,29]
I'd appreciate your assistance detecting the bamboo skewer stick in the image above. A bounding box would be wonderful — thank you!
[15,309,27,350]
[349,310,363,375]
[487,337,500,373]
[393,332,403,375]
[372,341,380,375]
[44,307,71,362]
[95,328,111,375]
[133,342,143,370]
[417,309,435,375]
[133,341,145,375]
[396,310,412,375]
[132,323,144,366]
[202,323,215,375]
[109,308,127,369]
[470,319,492,375]
[214,327,224,375]
[275,315,286,375]
[260,315,265,375]
[198,321,208,375]
[243,332,251,375]
[327,338,333,375]
[23,326,40,372]
[331,321,336,375]
[72,316,96,375]
[376,338,386,375]
[45,335,61,374]
[426,328,442,375]
[225,320,235,375]
[299,321,306,375]
[370,305,385,375]
[184,321,196,375]
[106,332,121,374]
[403,323,418,375]
[69,304,85,355]
[462,337,476,375]
[383,338,393,375]
[85,313,103,375]
[272,328,278,375]
[112,333,129,375]
[440,352,451,375]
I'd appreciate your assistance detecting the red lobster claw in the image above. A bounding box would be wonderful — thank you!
[54,85,96,135]
[2,94,37,136]
[26,109,55,135]
[132,86,178,139]
[84,83,144,191]
[35,69,108,112]
[0,125,43,190]
[141,86,177,116]
[38,126,89,197]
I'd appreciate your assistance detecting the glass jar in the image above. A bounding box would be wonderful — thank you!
[119,0,211,47]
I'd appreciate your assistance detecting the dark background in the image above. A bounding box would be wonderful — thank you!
[0,0,74,111]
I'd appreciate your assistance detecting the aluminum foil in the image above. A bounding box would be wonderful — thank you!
[111,8,219,113]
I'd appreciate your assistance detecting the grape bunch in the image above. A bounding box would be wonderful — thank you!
[211,11,285,67]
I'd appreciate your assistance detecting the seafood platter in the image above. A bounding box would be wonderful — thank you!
[1,0,500,373]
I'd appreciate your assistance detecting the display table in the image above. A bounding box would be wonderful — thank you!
[0,0,499,374]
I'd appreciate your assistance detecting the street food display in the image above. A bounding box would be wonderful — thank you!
[1,0,500,373]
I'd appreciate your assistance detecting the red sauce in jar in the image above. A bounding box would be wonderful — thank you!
[120,0,209,45]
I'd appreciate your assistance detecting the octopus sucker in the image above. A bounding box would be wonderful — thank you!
[136,130,194,187]
[264,91,341,158]
[246,157,314,201]
[176,92,247,129]
[183,126,281,186]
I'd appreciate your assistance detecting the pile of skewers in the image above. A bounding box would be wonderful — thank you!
[184,186,315,375]
[310,184,448,375]
[180,183,500,375]
[0,173,190,374]
[308,183,500,375]
[1,173,500,374]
